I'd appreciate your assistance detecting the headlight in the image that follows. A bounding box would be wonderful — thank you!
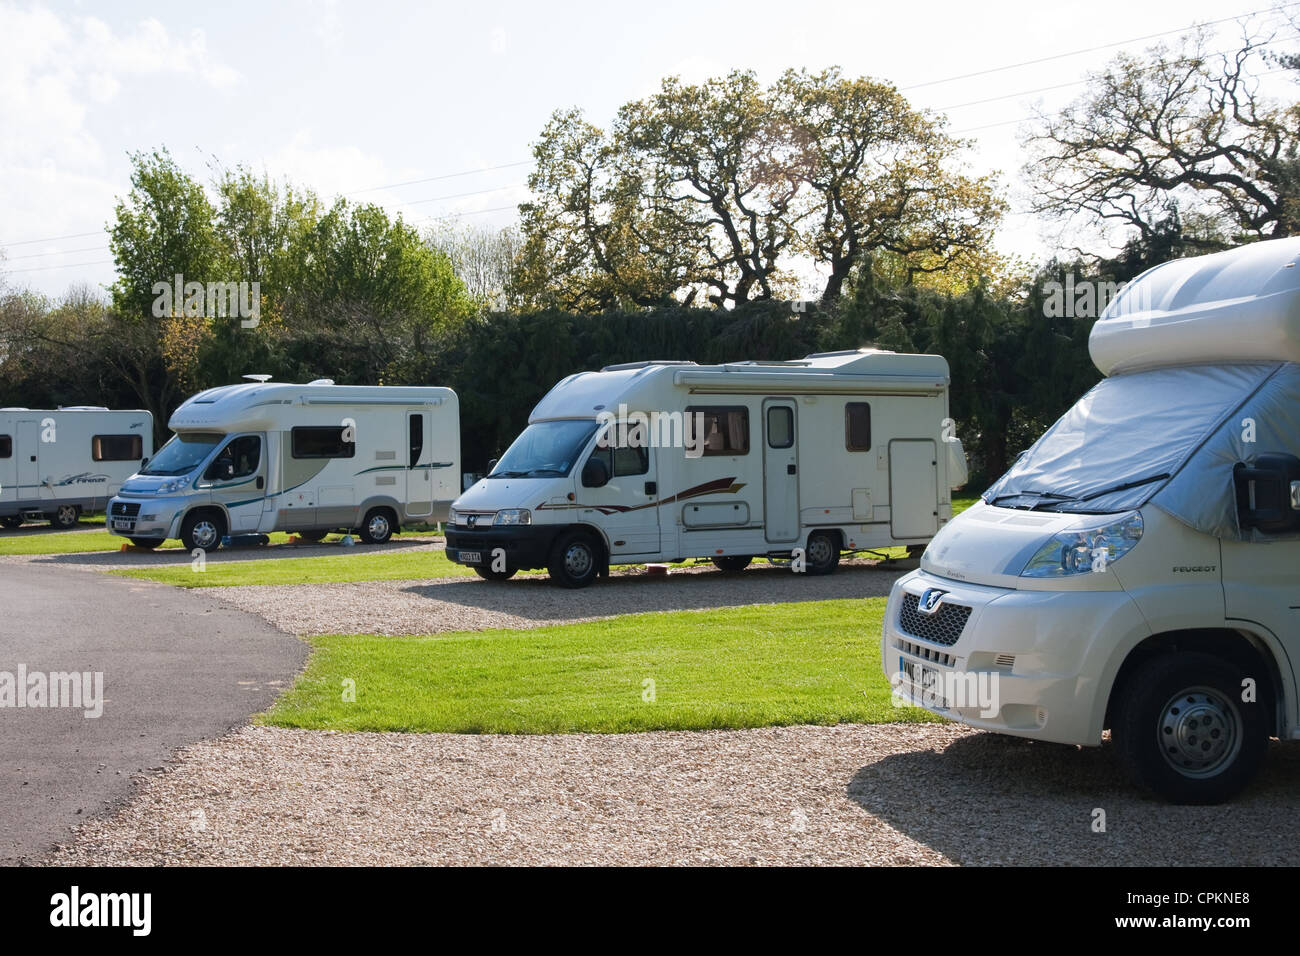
[156,478,188,495]
[493,509,531,526]
[1020,512,1143,577]
[448,508,460,525]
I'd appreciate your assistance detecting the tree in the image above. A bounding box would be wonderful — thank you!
[519,69,1005,310]
[1023,28,1300,249]
[425,222,523,312]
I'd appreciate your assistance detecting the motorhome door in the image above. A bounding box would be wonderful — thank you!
[578,428,660,556]
[762,399,800,544]
[203,434,267,533]
[888,439,938,539]
[16,421,39,502]
[406,410,433,518]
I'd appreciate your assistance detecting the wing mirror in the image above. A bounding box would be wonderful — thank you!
[486,458,499,474]
[581,457,610,488]
[1234,453,1300,534]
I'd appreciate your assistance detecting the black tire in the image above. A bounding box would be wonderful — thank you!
[358,508,395,545]
[297,530,329,543]
[180,510,225,552]
[803,531,840,575]
[0,516,22,529]
[49,504,79,530]
[474,566,517,582]
[548,530,601,589]
[128,537,162,549]
[1113,651,1268,804]
[711,555,752,572]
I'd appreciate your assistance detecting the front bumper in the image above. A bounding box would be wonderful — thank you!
[882,570,1150,745]
[444,524,564,570]
[107,496,183,540]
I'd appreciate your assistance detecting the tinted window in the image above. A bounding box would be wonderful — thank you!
[767,406,793,448]
[93,434,143,462]
[686,406,749,456]
[589,441,649,478]
[0,435,10,459]
[292,426,356,459]
[409,414,424,467]
[846,403,872,452]
[211,436,261,479]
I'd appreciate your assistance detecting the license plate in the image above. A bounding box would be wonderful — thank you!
[459,550,482,564]
[900,656,948,709]
[112,518,133,531]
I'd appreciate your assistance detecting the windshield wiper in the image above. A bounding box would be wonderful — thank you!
[1076,472,1171,503]
[988,490,1076,508]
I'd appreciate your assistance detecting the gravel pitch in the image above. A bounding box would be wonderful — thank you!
[202,562,907,635]
[46,723,1300,866]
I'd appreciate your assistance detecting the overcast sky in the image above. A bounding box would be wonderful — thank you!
[1,0,1294,297]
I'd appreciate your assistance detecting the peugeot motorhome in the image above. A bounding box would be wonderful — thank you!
[884,237,1300,804]
[106,380,459,550]
[446,350,967,587]
[0,408,153,529]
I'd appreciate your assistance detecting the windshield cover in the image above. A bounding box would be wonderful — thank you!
[141,433,223,476]
[491,420,598,478]
[982,364,1274,513]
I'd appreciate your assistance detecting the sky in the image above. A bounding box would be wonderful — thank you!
[0,0,1295,298]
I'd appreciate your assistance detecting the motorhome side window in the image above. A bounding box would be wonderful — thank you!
[409,415,423,466]
[685,406,749,456]
[212,436,261,479]
[589,440,649,478]
[291,426,356,459]
[845,402,872,451]
[0,435,10,458]
[92,434,143,461]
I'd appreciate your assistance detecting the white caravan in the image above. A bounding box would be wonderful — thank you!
[446,350,967,587]
[0,407,153,529]
[106,379,459,551]
[884,237,1300,804]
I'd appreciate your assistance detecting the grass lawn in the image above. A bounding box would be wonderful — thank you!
[110,546,477,587]
[262,597,938,734]
[0,528,322,557]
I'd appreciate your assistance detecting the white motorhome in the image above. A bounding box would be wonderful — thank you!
[446,350,967,587]
[884,237,1300,804]
[0,408,153,529]
[106,379,459,551]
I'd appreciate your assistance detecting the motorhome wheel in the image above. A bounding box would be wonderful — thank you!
[711,555,752,572]
[359,508,394,545]
[1113,651,1267,804]
[0,516,22,529]
[181,511,225,552]
[549,531,601,588]
[474,566,517,581]
[804,531,840,575]
[50,505,79,530]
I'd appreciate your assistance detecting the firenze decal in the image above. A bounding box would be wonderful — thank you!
[54,473,111,486]
[537,477,746,515]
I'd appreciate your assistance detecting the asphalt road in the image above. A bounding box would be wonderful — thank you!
[0,563,305,863]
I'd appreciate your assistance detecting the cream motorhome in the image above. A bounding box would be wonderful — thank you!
[884,237,1300,804]
[0,407,153,529]
[446,350,967,587]
[106,380,459,550]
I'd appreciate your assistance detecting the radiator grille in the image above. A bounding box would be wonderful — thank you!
[898,592,972,647]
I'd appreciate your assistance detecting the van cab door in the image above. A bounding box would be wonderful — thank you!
[201,434,266,534]
[577,431,661,557]
[1221,538,1300,685]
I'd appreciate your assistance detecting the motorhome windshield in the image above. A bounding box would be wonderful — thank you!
[141,433,223,476]
[982,364,1273,514]
[491,420,599,478]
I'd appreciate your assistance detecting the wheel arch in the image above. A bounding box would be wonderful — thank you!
[1104,627,1288,738]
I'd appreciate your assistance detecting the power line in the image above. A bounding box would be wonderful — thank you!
[4,244,110,261]
[403,183,526,207]
[4,259,115,274]
[0,230,104,248]
[901,1,1298,91]
[346,160,533,195]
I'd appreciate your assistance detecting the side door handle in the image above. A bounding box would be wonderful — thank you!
[787,464,797,475]
[256,476,265,490]
[644,481,657,496]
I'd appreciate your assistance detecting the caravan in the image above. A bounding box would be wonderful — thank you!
[884,237,1300,803]
[446,350,967,587]
[0,408,153,529]
[106,379,459,550]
